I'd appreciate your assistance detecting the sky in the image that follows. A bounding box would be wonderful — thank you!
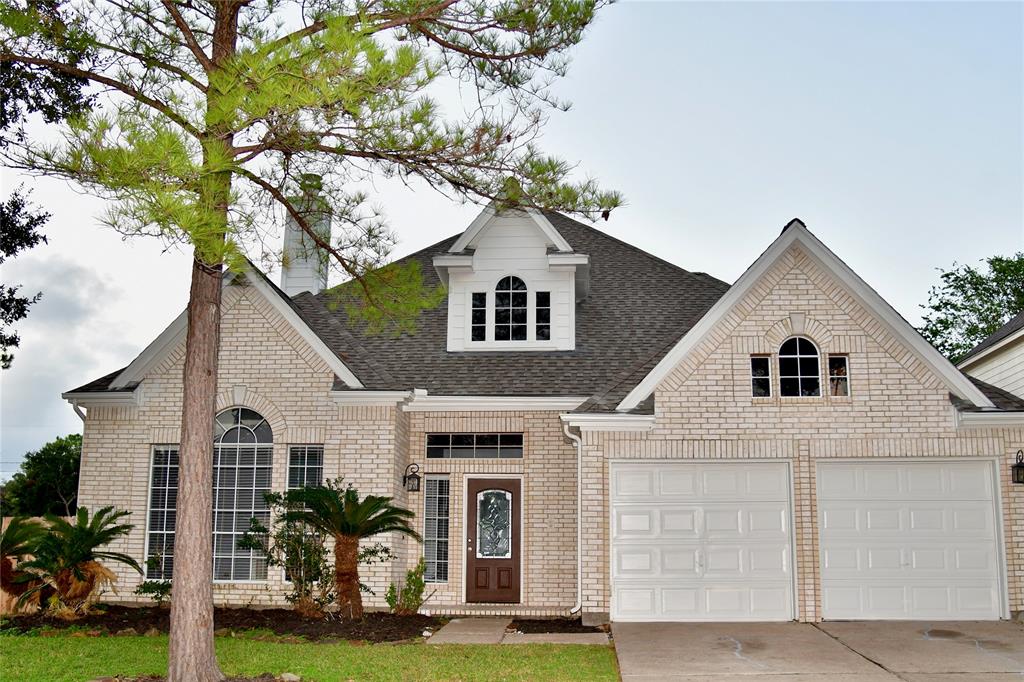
[1,1,1022,479]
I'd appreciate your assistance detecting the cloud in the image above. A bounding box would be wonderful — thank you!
[0,256,134,476]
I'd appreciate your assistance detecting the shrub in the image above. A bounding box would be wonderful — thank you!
[17,507,141,618]
[385,558,432,615]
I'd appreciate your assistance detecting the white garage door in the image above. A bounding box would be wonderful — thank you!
[818,461,1003,620]
[610,461,794,622]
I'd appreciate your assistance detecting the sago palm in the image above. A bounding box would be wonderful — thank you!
[0,516,46,598]
[18,506,142,615]
[286,481,420,619]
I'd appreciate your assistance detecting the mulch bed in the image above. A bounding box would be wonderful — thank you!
[0,604,442,643]
[508,618,605,634]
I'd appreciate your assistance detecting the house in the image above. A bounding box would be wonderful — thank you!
[959,310,1024,398]
[64,206,1024,623]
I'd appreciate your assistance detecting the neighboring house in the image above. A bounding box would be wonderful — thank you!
[64,206,1024,623]
[959,310,1024,398]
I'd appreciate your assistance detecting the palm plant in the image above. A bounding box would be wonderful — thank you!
[286,480,420,619]
[17,506,141,617]
[0,516,46,599]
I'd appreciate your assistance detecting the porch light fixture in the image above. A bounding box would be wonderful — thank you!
[1013,451,1024,485]
[403,463,422,493]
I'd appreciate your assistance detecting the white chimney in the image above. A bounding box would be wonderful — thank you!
[281,174,330,297]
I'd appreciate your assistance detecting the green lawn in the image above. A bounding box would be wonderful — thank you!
[0,633,619,682]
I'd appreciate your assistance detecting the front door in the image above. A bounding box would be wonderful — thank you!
[466,478,521,603]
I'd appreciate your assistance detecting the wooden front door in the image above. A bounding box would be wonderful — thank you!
[466,478,521,603]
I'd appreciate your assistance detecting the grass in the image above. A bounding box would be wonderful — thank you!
[0,633,619,682]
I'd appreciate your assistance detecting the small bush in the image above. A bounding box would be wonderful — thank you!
[385,558,432,616]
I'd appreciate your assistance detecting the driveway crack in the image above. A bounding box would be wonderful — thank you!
[811,623,908,681]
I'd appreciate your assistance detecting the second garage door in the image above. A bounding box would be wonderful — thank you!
[610,461,794,622]
[818,460,1003,620]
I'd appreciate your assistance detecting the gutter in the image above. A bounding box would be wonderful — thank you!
[562,421,584,616]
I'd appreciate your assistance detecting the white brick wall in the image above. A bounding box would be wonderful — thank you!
[579,244,1023,621]
[77,248,1022,619]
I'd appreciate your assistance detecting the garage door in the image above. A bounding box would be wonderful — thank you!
[610,461,794,622]
[818,461,1002,620]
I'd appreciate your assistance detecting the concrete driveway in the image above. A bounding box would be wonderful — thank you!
[612,620,1024,681]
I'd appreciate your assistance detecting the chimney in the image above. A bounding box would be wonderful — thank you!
[281,174,330,297]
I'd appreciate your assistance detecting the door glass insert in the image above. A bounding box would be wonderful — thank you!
[476,489,512,559]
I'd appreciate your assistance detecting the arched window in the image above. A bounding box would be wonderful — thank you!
[494,276,528,341]
[213,408,273,581]
[779,337,821,397]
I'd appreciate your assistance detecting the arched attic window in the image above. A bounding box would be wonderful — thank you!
[213,408,273,581]
[778,337,821,397]
[495,276,528,341]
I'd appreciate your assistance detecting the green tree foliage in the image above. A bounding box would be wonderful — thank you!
[1,0,621,328]
[920,253,1024,362]
[2,3,617,675]
[283,479,419,620]
[16,506,141,617]
[0,187,48,368]
[3,433,81,516]
[0,1,93,368]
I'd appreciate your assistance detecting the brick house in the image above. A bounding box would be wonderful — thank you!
[65,206,1024,623]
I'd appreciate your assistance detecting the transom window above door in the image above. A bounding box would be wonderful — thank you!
[426,433,524,459]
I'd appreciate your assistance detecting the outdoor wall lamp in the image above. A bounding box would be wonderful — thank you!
[1013,451,1024,485]
[403,463,422,492]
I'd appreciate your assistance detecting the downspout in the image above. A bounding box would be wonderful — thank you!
[70,400,86,421]
[562,421,584,615]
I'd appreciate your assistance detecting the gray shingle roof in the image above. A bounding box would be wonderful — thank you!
[959,310,1024,364]
[292,212,731,403]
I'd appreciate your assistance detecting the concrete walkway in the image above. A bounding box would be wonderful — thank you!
[613,620,1024,681]
[426,617,610,645]
[427,617,511,644]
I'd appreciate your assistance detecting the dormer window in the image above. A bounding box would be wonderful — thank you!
[495,276,528,341]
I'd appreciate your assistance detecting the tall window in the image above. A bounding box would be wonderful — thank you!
[145,409,276,582]
[213,408,273,581]
[536,291,551,341]
[779,337,821,397]
[288,445,324,489]
[750,356,771,397]
[470,292,487,342]
[145,446,178,579]
[494,276,528,341]
[828,355,850,396]
[424,477,450,582]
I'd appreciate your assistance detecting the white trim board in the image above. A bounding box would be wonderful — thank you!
[402,392,587,412]
[617,220,994,411]
[449,201,573,254]
[560,413,655,432]
[109,269,363,392]
[958,326,1024,370]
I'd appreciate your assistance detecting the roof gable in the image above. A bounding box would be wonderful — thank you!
[106,268,362,391]
[616,219,995,411]
[449,202,573,253]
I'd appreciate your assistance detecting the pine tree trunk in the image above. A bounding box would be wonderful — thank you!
[167,4,240,680]
[168,257,224,682]
[334,535,363,619]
